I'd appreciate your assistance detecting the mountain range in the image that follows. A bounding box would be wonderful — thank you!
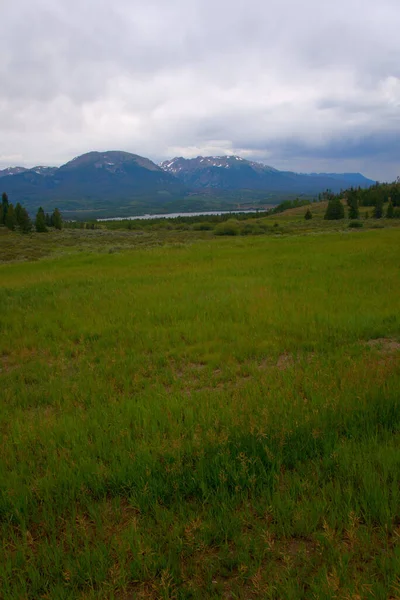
[160,156,374,192]
[0,151,375,218]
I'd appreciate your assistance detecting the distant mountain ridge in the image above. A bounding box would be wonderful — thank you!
[0,151,188,216]
[161,155,375,192]
[0,150,375,218]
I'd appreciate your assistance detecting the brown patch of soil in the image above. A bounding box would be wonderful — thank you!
[276,353,295,370]
[365,338,400,353]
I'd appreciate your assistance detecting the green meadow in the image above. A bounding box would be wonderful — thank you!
[0,220,399,599]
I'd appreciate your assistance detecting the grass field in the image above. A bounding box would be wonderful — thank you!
[0,220,399,599]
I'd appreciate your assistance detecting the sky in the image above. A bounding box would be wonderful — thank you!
[1,0,399,181]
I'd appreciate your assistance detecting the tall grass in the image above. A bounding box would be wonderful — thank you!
[0,228,399,599]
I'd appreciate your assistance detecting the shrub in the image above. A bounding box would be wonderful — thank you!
[348,220,363,228]
[240,223,265,236]
[193,222,214,231]
[214,220,239,236]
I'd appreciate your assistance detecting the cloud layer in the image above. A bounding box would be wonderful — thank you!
[1,0,399,180]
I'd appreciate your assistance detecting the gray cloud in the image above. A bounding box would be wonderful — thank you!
[1,0,399,180]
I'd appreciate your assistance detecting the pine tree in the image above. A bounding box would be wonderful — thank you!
[5,203,17,230]
[386,200,394,218]
[52,208,62,230]
[324,198,345,220]
[35,207,48,232]
[45,213,52,227]
[1,192,9,225]
[19,207,32,233]
[304,208,312,220]
[348,198,359,219]
[373,198,384,219]
[15,202,23,224]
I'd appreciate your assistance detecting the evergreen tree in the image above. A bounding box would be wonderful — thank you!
[386,200,394,218]
[348,198,359,219]
[18,207,32,233]
[45,213,52,227]
[391,186,400,207]
[1,192,9,224]
[5,203,17,230]
[15,202,23,224]
[324,198,345,220]
[304,208,312,220]
[52,208,62,230]
[35,207,48,232]
[373,198,384,219]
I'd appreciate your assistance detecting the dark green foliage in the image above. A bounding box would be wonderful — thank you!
[214,220,239,236]
[1,192,9,225]
[5,203,17,230]
[240,222,265,235]
[391,184,400,207]
[15,202,23,224]
[52,208,63,230]
[192,222,214,231]
[373,198,384,219]
[348,204,359,219]
[35,207,48,232]
[272,198,311,215]
[347,189,360,219]
[324,198,345,220]
[45,213,52,227]
[324,181,400,216]
[18,206,32,233]
[304,208,312,220]
[348,220,363,228]
[386,200,394,218]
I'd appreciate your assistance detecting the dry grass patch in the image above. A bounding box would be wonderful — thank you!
[365,338,400,353]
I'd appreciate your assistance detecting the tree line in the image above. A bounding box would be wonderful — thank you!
[320,179,400,220]
[0,193,63,233]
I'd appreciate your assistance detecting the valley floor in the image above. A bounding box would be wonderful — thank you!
[0,223,399,599]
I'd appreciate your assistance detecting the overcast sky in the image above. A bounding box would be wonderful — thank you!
[1,0,399,180]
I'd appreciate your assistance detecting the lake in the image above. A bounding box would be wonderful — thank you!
[98,209,268,222]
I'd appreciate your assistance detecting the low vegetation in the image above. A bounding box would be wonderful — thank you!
[0,193,399,599]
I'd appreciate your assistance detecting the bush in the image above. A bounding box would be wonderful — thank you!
[348,220,363,228]
[192,222,214,231]
[214,220,240,236]
[240,223,265,236]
